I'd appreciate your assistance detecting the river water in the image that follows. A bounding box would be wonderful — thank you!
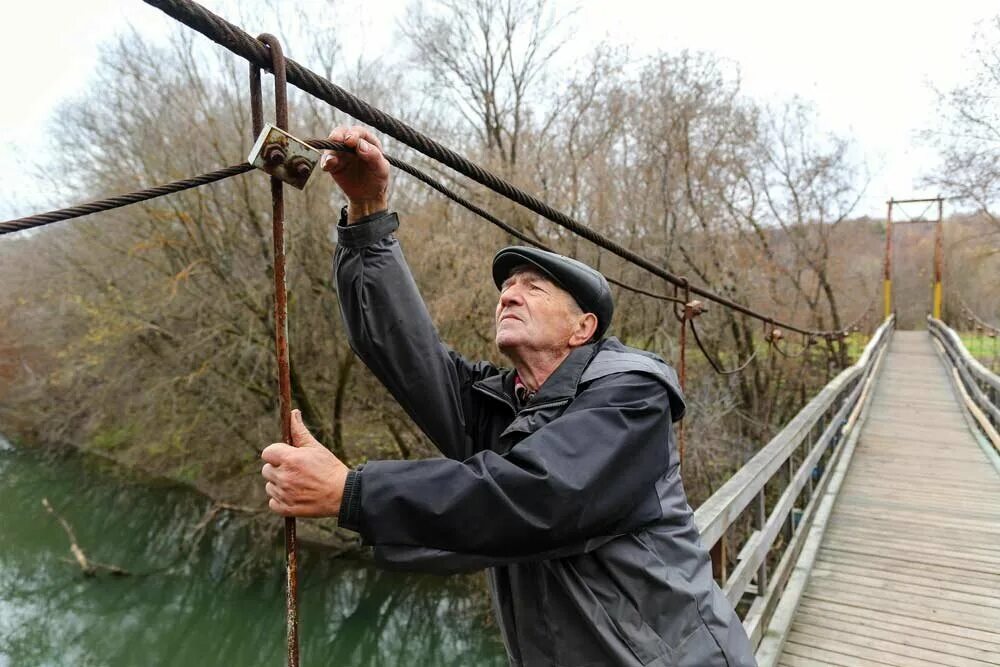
[0,436,506,666]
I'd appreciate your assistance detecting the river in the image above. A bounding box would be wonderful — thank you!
[0,435,506,666]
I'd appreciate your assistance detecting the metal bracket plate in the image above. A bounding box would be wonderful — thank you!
[248,123,320,190]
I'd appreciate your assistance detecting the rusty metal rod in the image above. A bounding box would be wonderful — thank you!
[251,33,299,667]
[676,286,690,467]
[889,197,950,204]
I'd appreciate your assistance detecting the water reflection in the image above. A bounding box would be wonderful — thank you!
[0,444,506,667]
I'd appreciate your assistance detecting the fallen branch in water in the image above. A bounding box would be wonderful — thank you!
[42,497,131,577]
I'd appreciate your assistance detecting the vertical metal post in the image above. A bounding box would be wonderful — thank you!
[677,306,688,468]
[933,197,944,320]
[884,198,893,320]
[674,283,694,470]
[251,34,299,667]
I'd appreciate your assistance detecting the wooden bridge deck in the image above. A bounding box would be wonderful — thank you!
[778,331,1000,667]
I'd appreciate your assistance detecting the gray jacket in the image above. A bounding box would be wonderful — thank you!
[334,211,756,667]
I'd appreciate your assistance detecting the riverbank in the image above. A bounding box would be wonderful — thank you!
[0,438,505,666]
[2,427,362,558]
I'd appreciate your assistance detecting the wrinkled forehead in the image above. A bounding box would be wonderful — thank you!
[499,264,556,290]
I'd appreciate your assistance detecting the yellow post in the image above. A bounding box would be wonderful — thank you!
[933,197,944,320]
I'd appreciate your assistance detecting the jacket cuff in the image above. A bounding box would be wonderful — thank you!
[336,206,398,247]
[338,468,364,533]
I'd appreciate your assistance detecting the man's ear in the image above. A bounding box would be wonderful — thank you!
[569,313,599,347]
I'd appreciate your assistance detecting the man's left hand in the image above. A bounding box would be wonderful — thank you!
[261,409,349,517]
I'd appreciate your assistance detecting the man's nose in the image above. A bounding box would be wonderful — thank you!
[499,286,524,308]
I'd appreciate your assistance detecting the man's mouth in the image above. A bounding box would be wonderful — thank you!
[499,313,521,323]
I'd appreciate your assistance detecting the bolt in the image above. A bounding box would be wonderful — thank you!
[289,156,313,180]
[264,144,286,167]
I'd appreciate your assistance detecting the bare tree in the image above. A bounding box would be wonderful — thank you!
[401,0,572,170]
[924,15,1000,234]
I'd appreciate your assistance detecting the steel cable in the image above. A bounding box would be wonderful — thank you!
[140,0,863,337]
[306,140,685,305]
[959,298,1000,335]
[687,317,759,375]
[0,138,682,306]
[0,164,254,236]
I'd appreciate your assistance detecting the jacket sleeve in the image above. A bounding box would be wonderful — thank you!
[351,371,672,556]
[372,534,621,575]
[334,211,498,461]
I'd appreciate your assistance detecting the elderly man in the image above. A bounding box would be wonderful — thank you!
[261,126,756,666]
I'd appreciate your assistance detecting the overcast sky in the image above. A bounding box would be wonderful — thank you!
[1,0,997,222]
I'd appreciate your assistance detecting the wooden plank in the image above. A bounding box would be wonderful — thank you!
[797,600,1000,655]
[837,478,1000,499]
[782,640,895,667]
[838,473,1000,492]
[812,557,1000,596]
[822,526,1000,556]
[787,629,933,666]
[794,609,1000,663]
[803,585,1000,633]
[807,577,1000,618]
[825,516,1000,545]
[820,531,1000,565]
[806,566,1000,609]
[777,654,847,667]
[814,551,1000,588]
[820,542,1000,576]
[775,331,1000,665]
[791,618,994,667]
[829,511,1000,536]
[828,506,1000,534]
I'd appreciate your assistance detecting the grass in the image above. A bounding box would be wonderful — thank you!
[90,424,134,452]
[959,333,1000,370]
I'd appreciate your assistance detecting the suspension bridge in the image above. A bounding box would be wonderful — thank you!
[2,1,998,666]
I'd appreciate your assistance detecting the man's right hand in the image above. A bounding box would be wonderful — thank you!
[321,125,391,224]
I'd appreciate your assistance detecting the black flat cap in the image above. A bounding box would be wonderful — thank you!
[492,246,614,340]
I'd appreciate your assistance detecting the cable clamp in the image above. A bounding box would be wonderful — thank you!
[248,123,320,190]
[684,300,706,318]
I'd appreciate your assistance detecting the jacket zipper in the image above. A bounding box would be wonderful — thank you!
[472,382,516,413]
[518,398,571,414]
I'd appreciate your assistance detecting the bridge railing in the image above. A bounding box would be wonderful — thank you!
[928,316,1000,444]
[693,315,895,648]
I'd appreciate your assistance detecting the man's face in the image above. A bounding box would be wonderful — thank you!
[495,267,583,356]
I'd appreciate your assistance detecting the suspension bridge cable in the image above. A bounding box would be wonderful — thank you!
[140,0,863,337]
[5,2,872,336]
[687,318,760,375]
[0,164,254,235]
[959,298,1000,334]
[0,141,681,305]
[0,137,864,337]
[308,139,686,305]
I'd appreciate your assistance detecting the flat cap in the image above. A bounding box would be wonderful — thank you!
[492,246,614,340]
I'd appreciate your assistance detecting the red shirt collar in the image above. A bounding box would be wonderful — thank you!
[513,373,536,404]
